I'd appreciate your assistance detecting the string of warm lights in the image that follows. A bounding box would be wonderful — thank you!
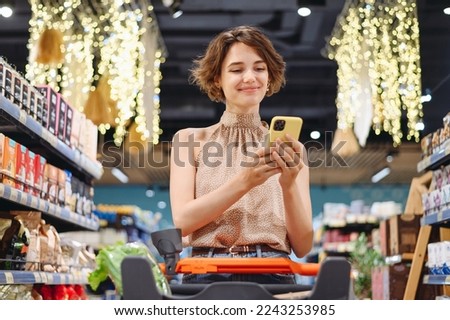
[26,0,165,146]
[326,0,423,146]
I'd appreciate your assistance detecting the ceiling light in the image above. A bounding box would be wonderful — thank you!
[297,7,311,17]
[444,7,450,15]
[371,166,391,183]
[170,7,183,18]
[111,168,129,183]
[310,131,321,139]
[162,0,183,19]
[0,2,13,18]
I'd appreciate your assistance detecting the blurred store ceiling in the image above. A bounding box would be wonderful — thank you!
[1,0,449,186]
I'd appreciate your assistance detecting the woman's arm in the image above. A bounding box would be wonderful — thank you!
[271,136,313,257]
[170,128,281,237]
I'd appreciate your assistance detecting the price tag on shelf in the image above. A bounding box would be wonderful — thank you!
[48,134,58,147]
[0,184,4,197]
[4,272,14,284]
[18,109,27,124]
[9,188,19,202]
[33,272,42,283]
[41,129,50,142]
[38,200,47,212]
[30,196,38,208]
[46,273,54,284]
[60,275,66,284]
[41,129,58,147]
[39,272,47,283]
[53,206,61,218]
[437,211,443,222]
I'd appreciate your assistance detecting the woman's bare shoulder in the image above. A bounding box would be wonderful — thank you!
[173,124,219,143]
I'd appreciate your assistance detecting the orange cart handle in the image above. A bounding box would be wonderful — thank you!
[159,257,320,276]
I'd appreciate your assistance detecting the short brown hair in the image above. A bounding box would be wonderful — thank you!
[189,25,286,102]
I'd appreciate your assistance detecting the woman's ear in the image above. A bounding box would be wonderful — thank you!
[214,76,221,88]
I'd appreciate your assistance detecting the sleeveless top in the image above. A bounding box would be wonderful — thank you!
[185,110,291,253]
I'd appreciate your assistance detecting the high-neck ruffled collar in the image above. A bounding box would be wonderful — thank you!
[220,110,261,128]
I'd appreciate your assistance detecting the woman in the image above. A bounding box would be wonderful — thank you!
[169,25,313,284]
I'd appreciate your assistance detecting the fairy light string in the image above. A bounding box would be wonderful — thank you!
[26,0,166,146]
[326,0,423,146]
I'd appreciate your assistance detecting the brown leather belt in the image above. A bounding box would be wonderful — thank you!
[191,244,285,256]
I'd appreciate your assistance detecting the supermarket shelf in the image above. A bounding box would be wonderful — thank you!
[417,142,450,173]
[0,95,103,181]
[421,208,450,227]
[0,270,89,285]
[323,214,379,229]
[0,183,99,231]
[94,209,156,235]
[322,241,355,253]
[423,274,450,285]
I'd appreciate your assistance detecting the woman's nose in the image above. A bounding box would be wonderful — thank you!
[243,70,256,82]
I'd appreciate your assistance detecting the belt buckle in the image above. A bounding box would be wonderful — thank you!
[229,245,249,255]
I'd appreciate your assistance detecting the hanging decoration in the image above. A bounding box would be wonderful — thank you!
[35,27,65,65]
[26,0,166,146]
[326,0,423,147]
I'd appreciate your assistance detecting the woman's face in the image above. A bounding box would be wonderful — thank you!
[218,42,269,112]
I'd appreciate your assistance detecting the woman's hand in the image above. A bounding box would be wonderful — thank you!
[239,145,282,189]
[271,134,306,188]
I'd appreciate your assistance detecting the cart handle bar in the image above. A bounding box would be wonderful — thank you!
[159,257,320,275]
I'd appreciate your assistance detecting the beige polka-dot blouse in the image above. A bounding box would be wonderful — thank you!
[185,110,291,254]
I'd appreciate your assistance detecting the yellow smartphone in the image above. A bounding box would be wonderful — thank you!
[268,116,303,146]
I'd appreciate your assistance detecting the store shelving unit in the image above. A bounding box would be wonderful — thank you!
[0,183,99,231]
[0,270,89,285]
[0,92,101,288]
[0,95,103,182]
[403,148,450,299]
[321,214,379,258]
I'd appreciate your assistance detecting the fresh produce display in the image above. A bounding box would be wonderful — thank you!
[88,242,170,296]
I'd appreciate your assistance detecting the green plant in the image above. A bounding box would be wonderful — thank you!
[350,233,384,299]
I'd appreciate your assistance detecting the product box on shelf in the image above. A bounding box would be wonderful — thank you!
[0,59,4,95]
[36,85,58,133]
[4,67,13,102]
[68,175,78,212]
[34,88,44,123]
[64,170,72,210]
[28,87,36,120]
[428,241,450,275]
[57,93,67,143]
[0,134,16,187]
[77,112,87,153]
[14,143,27,191]
[70,108,83,149]
[64,103,73,146]
[12,74,22,107]
[75,178,85,215]
[46,163,59,204]
[21,81,29,115]
[34,154,46,196]
[57,168,66,206]
[389,213,421,255]
[85,119,98,161]
[24,149,36,196]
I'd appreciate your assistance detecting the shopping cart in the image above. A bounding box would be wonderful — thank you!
[121,229,352,300]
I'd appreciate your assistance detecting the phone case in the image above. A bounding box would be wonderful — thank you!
[269,116,303,144]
